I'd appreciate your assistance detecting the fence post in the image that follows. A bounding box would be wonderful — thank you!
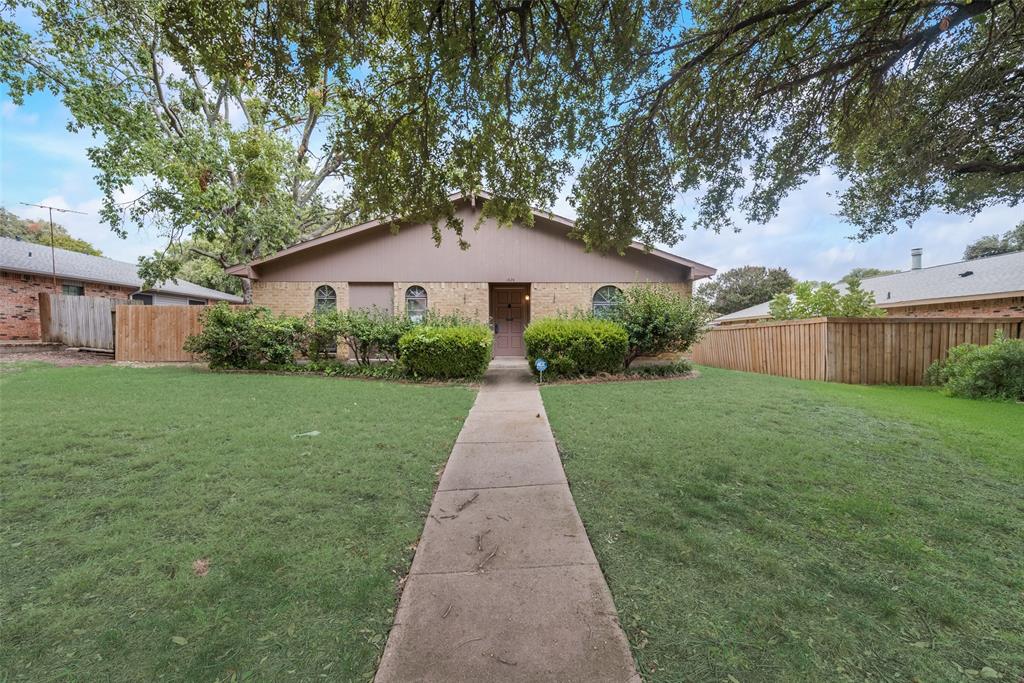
[38,292,53,342]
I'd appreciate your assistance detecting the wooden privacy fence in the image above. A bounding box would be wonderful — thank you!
[691,317,1024,385]
[39,292,127,350]
[114,304,236,362]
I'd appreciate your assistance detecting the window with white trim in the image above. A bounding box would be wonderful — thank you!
[314,285,337,312]
[592,285,622,317]
[405,286,428,322]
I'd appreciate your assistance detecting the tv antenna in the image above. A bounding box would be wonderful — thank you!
[18,202,89,288]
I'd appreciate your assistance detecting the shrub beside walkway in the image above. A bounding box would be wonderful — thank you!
[375,362,639,682]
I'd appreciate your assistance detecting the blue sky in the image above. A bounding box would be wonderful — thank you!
[2,85,1020,281]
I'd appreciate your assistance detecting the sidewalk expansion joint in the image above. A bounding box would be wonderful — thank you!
[437,481,567,492]
[408,560,601,577]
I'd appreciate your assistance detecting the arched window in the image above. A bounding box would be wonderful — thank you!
[592,285,622,317]
[405,285,428,322]
[314,285,337,312]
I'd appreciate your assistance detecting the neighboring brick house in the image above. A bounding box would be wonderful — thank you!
[715,249,1024,326]
[226,192,715,357]
[1,236,242,340]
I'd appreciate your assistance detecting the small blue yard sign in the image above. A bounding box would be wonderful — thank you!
[535,357,548,382]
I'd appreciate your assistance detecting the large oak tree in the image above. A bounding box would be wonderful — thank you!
[1,0,671,300]
[2,1,1020,299]
[572,0,1023,249]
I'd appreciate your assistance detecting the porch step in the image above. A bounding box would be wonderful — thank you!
[488,357,530,370]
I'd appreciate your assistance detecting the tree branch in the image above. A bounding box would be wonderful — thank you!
[874,0,1003,78]
[147,38,185,138]
[188,246,229,267]
[949,159,1024,175]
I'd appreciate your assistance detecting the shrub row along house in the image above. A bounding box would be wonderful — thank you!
[716,248,1024,325]
[226,192,716,357]
[0,235,241,340]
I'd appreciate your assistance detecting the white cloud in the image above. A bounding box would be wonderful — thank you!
[2,99,40,125]
[3,128,93,163]
[660,167,1021,282]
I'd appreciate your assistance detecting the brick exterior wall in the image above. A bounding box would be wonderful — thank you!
[393,282,490,323]
[884,296,1024,318]
[250,279,698,360]
[252,279,695,324]
[0,271,134,341]
[251,281,349,317]
[529,281,692,320]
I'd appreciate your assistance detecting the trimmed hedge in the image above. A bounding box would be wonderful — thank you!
[523,318,628,377]
[398,324,493,379]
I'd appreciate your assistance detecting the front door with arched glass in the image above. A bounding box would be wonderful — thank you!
[490,285,528,356]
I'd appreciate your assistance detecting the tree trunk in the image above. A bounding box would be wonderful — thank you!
[240,278,254,304]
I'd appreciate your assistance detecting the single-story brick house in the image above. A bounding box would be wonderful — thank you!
[1,235,242,341]
[227,193,716,356]
[716,248,1024,326]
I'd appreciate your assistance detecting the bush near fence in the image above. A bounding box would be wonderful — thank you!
[691,317,1024,386]
[183,305,305,368]
[925,332,1024,400]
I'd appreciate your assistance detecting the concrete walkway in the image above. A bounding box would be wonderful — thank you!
[375,361,640,682]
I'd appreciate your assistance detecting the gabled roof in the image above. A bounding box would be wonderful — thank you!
[715,250,1024,323]
[0,235,243,302]
[227,191,716,279]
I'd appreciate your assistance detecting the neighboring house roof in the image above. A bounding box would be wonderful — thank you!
[226,191,716,280]
[0,236,243,302]
[716,250,1024,323]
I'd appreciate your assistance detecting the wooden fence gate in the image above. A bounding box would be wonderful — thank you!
[38,292,127,350]
[114,304,239,362]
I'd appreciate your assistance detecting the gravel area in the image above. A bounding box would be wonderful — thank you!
[0,349,114,367]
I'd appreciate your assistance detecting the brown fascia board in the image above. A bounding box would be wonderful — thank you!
[225,191,717,279]
[877,290,1024,308]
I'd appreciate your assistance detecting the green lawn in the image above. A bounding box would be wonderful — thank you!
[542,367,1024,682]
[0,364,475,681]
